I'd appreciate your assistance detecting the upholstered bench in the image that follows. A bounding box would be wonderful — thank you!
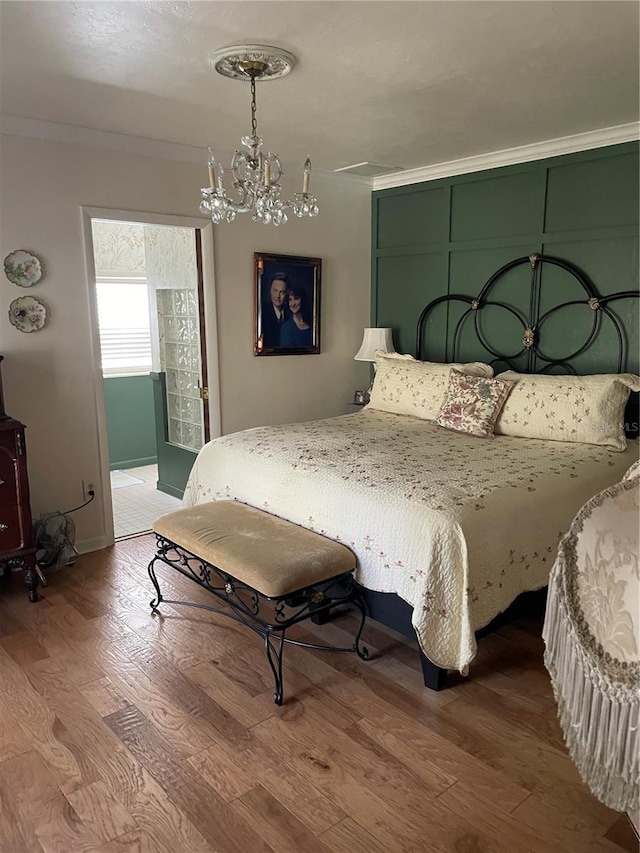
[148,500,369,704]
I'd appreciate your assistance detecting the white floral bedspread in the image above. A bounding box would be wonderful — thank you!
[183,410,639,671]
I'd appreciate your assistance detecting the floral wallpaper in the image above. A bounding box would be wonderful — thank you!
[144,225,197,291]
[91,221,197,287]
[91,221,145,274]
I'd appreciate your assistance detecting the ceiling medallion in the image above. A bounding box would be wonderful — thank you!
[200,44,318,227]
[209,45,296,82]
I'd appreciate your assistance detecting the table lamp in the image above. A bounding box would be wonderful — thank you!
[354,328,395,363]
[353,328,395,405]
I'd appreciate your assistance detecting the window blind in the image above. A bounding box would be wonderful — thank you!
[96,276,152,375]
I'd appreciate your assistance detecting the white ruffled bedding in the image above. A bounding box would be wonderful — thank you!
[183,410,639,671]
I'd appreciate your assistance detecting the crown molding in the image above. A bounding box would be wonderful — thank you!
[1,113,208,163]
[2,113,636,193]
[372,123,640,191]
[0,113,372,188]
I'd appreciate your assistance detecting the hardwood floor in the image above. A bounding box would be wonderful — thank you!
[0,536,636,853]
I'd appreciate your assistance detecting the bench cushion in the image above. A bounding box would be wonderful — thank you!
[153,501,356,598]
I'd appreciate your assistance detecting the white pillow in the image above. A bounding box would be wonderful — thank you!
[494,371,640,451]
[367,353,494,421]
[624,460,640,481]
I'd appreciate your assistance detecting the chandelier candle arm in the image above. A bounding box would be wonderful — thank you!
[200,44,319,227]
[215,162,224,190]
[303,158,311,194]
[207,149,215,188]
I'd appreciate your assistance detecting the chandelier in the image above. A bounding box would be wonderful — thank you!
[200,45,319,227]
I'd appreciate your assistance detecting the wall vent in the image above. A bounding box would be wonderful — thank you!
[333,162,402,177]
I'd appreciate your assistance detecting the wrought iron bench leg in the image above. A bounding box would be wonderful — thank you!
[265,630,286,706]
[148,557,163,612]
[352,590,370,662]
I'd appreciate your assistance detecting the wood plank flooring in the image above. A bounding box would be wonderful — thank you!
[0,536,636,853]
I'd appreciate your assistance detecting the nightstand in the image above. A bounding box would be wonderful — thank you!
[0,356,38,602]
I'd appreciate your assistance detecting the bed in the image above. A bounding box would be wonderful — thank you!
[183,254,640,688]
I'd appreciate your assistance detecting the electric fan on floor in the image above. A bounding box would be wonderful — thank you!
[34,511,79,572]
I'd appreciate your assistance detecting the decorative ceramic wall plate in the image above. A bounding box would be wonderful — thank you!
[8,295,47,333]
[3,250,43,287]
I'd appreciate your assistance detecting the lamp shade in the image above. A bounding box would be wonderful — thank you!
[354,327,395,361]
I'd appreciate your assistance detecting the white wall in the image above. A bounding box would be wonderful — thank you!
[0,132,371,550]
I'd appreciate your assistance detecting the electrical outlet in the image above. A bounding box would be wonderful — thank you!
[82,480,95,501]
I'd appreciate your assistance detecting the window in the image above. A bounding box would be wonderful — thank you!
[96,276,152,375]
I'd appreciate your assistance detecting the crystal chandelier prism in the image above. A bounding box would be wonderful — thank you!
[200,45,319,227]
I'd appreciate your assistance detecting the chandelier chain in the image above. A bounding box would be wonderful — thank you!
[250,76,258,139]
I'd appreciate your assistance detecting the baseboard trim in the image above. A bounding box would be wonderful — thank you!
[109,457,157,471]
[76,536,110,555]
[156,481,184,500]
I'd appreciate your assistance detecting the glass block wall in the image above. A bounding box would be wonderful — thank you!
[156,288,204,451]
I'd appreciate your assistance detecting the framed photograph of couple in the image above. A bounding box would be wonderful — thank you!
[254,251,321,356]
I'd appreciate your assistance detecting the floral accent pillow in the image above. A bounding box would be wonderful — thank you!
[435,369,515,438]
[367,353,494,422]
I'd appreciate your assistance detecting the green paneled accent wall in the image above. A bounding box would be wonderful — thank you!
[372,142,639,374]
[544,152,639,233]
[104,375,157,470]
[376,252,449,357]
[450,170,543,242]
[378,187,449,248]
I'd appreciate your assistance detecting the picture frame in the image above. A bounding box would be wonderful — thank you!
[254,252,321,356]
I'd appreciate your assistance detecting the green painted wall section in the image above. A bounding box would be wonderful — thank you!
[105,373,196,496]
[151,373,197,499]
[371,142,639,375]
[104,375,157,470]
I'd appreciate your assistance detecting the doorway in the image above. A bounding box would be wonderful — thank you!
[110,464,180,539]
[84,211,219,542]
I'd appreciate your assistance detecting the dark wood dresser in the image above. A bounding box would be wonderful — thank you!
[0,357,38,601]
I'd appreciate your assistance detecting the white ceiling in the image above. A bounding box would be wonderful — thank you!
[1,1,638,173]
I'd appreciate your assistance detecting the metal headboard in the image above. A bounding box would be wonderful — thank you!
[416,253,639,374]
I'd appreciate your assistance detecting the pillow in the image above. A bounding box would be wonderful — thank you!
[367,353,494,421]
[624,460,640,481]
[494,371,640,451]
[435,369,515,438]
